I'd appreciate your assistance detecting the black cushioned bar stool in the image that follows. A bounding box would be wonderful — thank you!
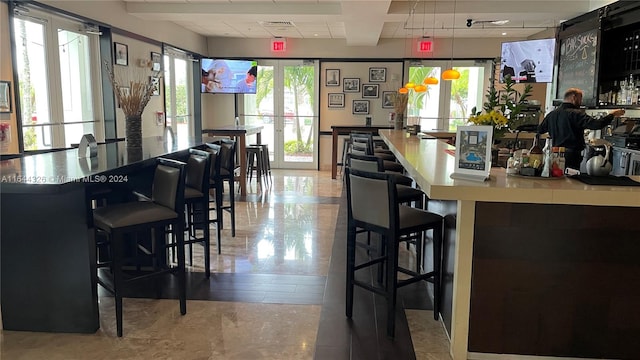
[345,168,443,338]
[206,139,236,238]
[183,149,212,278]
[93,158,187,337]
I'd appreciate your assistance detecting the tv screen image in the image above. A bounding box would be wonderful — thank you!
[500,38,556,83]
[201,59,258,94]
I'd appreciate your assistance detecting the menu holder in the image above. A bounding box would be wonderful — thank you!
[450,125,493,182]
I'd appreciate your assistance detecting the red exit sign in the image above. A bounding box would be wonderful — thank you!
[417,40,433,53]
[271,39,287,52]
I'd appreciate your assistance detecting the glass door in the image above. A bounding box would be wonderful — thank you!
[13,11,101,150]
[163,48,193,145]
[407,60,491,132]
[243,60,318,169]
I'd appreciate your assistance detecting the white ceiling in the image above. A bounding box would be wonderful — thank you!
[122,0,618,46]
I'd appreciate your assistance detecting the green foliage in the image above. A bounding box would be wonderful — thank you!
[23,127,37,150]
[284,139,312,154]
[471,74,533,131]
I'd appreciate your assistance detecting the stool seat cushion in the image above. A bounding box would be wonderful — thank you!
[396,185,423,203]
[383,160,404,172]
[94,202,178,229]
[398,205,442,231]
[185,186,204,200]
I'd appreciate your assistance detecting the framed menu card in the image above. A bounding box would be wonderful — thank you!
[450,125,493,182]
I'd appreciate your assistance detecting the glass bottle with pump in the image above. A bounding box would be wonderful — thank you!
[541,138,552,177]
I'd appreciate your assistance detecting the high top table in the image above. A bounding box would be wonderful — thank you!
[202,125,263,196]
[330,125,393,179]
[0,136,204,333]
[379,129,640,360]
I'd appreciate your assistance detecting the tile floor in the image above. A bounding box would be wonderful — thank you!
[0,170,451,359]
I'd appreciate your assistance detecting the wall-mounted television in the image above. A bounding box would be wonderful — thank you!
[201,59,258,94]
[500,38,556,83]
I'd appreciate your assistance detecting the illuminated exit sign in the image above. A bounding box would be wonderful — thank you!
[417,40,433,53]
[271,38,287,52]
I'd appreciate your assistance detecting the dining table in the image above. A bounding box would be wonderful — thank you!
[202,125,263,196]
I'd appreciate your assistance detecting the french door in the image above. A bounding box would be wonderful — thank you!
[13,10,102,150]
[243,59,319,169]
[163,47,194,145]
[406,60,491,132]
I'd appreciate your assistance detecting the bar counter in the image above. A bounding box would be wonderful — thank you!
[379,130,640,360]
[0,136,204,333]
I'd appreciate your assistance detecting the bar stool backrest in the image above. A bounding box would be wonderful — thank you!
[204,143,222,178]
[186,149,211,193]
[347,153,384,173]
[346,168,397,230]
[349,133,374,156]
[152,158,186,212]
[209,139,237,174]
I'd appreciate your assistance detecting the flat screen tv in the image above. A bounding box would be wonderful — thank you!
[201,59,258,94]
[500,38,556,83]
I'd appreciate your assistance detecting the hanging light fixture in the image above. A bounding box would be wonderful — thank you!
[424,0,439,85]
[442,0,460,80]
[414,84,427,92]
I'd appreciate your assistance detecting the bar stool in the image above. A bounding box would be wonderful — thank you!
[249,143,272,186]
[206,139,236,238]
[344,167,443,338]
[93,158,187,337]
[183,149,212,278]
[350,132,403,173]
[246,145,266,189]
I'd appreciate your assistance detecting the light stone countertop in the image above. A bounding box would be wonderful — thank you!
[379,130,640,208]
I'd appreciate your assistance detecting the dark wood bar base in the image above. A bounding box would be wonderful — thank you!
[469,202,640,359]
[1,187,99,333]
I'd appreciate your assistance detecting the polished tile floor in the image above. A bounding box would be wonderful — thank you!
[0,170,451,359]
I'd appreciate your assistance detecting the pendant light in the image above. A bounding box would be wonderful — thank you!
[442,0,460,81]
[423,0,439,86]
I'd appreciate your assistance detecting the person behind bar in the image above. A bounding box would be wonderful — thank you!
[538,88,625,170]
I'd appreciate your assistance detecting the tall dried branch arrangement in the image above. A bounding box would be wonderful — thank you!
[103,60,160,118]
[392,92,409,114]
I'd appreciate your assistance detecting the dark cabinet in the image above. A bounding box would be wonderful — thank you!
[557,2,640,107]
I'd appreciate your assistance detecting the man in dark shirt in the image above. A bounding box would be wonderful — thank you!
[538,88,625,170]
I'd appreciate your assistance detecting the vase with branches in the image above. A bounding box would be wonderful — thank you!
[103,60,160,148]
[390,91,409,129]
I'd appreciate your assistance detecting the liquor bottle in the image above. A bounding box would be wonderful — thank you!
[612,81,618,105]
[627,74,634,105]
[529,134,543,170]
[541,138,552,177]
[558,147,566,174]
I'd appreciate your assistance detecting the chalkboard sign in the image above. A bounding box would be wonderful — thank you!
[557,29,599,106]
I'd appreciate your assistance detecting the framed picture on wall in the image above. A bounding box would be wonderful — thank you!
[382,91,395,109]
[328,93,345,108]
[343,78,360,92]
[151,52,162,71]
[362,84,379,98]
[0,81,11,113]
[352,100,369,115]
[150,76,160,96]
[326,69,340,86]
[369,67,386,82]
[114,42,128,66]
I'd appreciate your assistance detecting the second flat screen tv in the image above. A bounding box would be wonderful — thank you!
[500,38,556,83]
[201,59,258,94]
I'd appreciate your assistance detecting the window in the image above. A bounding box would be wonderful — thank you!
[407,60,490,132]
[13,8,102,150]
